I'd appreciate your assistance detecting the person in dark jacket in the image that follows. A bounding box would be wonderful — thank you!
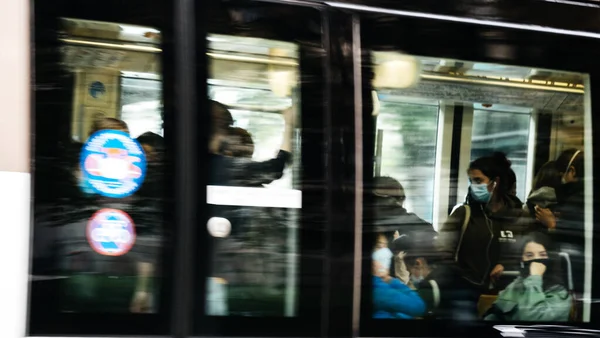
[365,176,437,284]
[534,149,585,295]
[484,232,571,322]
[206,100,295,315]
[436,152,533,320]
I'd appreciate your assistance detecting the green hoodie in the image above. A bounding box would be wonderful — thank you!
[484,275,571,322]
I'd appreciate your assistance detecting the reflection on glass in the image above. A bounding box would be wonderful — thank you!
[471,109,530,201]
[375,100,438,222]
[121,77,163,138]
[205,34,301,317]
[31,18,165,314]
[367,51,590,323]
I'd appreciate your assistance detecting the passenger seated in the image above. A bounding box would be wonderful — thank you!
[534,149,585,295]
[484,232,571,322]
[390,229,437,289]
[372,234,427,319]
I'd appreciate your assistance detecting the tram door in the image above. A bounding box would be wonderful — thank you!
[196,2,343,336]
[356,9,599,337]
[28,0,339,337]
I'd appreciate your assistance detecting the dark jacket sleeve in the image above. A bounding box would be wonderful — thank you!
[436,205,466,262]
[232,150,292,186]
[554,193,585,240]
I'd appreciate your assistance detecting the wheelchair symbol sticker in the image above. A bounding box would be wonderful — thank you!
[80,130,147,198]
[87,209,136,256]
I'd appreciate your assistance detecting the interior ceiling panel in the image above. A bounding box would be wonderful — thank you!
[61,46,159,74]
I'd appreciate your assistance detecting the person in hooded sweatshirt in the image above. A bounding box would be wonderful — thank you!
[436,152,533,320]
[484,232,571,322]
[534,149,586,295]
[372,234,427,319]
[366,176,437,284]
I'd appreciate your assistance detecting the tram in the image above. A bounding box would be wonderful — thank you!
[2,0,600,337]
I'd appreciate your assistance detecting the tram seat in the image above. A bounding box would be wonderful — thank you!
[477,252,576,320]
[477,294,498,318]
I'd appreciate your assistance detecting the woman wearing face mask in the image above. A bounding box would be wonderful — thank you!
[484,232,571,321]
[535,149,585,295]
[372,234,427,319]
[436,152,531,320]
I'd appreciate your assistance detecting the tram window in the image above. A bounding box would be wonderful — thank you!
[365,51,592,324]
[31,17,167,317]
[374,99,439,222]
[470,108,531,201]
[120,77,164,138]
[205,34,301,317]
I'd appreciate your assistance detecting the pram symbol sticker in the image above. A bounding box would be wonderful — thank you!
[80,130,146,198]
[87,209,136,256]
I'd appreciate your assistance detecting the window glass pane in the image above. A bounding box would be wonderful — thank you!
[375,101,439,222]
[121,77,163,137]
[366,50,592,324]
[32,17,166,314]
[470,110,530,201]
[205,33,301,317]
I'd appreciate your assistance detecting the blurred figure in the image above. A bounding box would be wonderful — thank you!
[208,99,293,187]
[136,131,164,163]
[507,168,523,208]
[223,127,254,159]
[372,234,427,319]
[391,229,436,289]
[525,160,561,223]
[58,118,161,314]
[436,152,531,320]
[366,176,437,284]
[535,149,585,295]
[484,232,571,321]
[89,117,130,136]
[206,100,295,315]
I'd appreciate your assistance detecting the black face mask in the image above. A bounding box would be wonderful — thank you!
[520,258,549,277]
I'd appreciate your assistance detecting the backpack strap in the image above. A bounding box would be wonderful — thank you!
[454,204,470,262]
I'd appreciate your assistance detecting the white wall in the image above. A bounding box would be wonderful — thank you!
[0,1,31,337]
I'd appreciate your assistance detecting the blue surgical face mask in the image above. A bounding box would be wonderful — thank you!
[470,183,492,203]
[372,247,393,272]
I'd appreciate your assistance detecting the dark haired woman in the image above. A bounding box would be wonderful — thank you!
[525,160,561,227]
[484,232,571,321]
[436,152,531,319]
[535,149,585,295]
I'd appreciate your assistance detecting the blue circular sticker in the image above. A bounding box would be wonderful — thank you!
[89,81,106,99]
[87,208,136,256]
[80,130,147,198]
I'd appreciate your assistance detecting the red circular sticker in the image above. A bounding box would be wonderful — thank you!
[86,208,136,256]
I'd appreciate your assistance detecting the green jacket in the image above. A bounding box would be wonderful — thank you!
[484,275,571,322]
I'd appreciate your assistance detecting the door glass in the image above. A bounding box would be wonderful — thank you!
[366,50,592,324]
[205,33,301,317]
[374,100,439,222]
[32,17,166,314]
